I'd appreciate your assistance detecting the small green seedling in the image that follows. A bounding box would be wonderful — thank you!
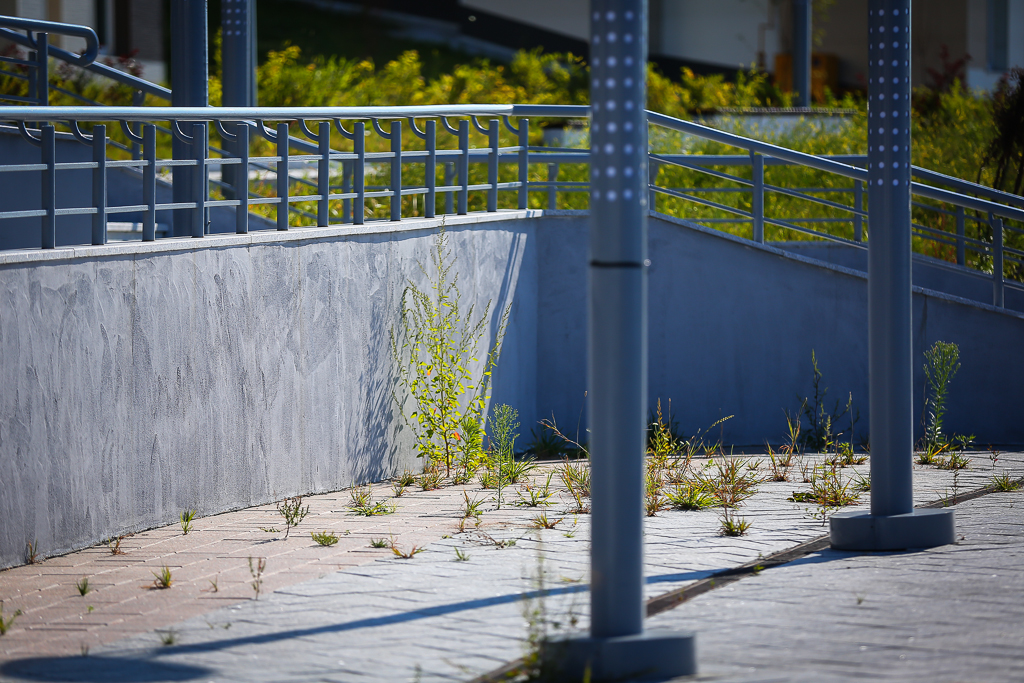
[151,566,173,589]
[454,547,470,562]
[369,538,390,548]
[26,540,38,564]
[991,472,1021,492]
[76,577,91,596]
[179,509,197,535]
[159,630,177,646]
[311,530,339,547]
[107,536,125,555]
[719,512,751,537]
[462,491,485,519]
[248,557,266,600]
[530,513,562,530]
[259,527,281,533]
[0,602,22,636]
[277,496,310,539]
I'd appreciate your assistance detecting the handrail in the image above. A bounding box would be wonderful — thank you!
[0,105,519,121]
[0,15,98,66]
[0,14,171,100]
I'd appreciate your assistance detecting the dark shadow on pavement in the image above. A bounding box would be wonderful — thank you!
[1,656,213,682]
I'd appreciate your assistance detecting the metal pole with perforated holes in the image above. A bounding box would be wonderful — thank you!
[551,2,695,679]
[830,0,955,552]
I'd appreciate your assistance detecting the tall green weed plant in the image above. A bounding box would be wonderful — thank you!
[392,226,510,477]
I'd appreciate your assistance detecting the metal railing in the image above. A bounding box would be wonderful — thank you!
[0,103,1021,308]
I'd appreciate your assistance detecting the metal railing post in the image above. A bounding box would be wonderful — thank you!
[751,151,765,243]
[458,120,469,215]
[35,32,49,106]
[142,123,157,241]
[518,118,529,210]
[353,121,365,225]
[854,179,864,242]
[342,160,352,223]
[192,122,206,238]
[317,121,331,227]
[277,122,289,230]
[547,163,558,210]
[425,120,436,218]
[390,120,402,221]
[487,118,499,212]
[236,122,249,234]
[992,215,1004,307]
[41,123,55,249]
[91,124,107,246]
[955,206,965,266]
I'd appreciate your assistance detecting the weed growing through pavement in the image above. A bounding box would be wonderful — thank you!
[797,350,857,452]
[937,451,971,471]
[311,530,340,547]
[666,481,716,510]
[991,472,1022,492]
[248,557,266,599]
[558,457,591,513]
[159,630,177,646]
[699,457,761,508]
[277,496,310,538]
[454,547,470,562]
[790,459,861,525]
[80,643,89,656]
[107,536,125,555]
[348,485,397,516]
[259,527,281,533]
[179,509,197,535]
[392,226,509,477]
[487,403,520,508]
[76,577,91,596]
[151,566,173,590]
[461,491,485,519]
[370,538,390,548]
[397,470,417,487]
[0,602,22,636]
[419,466,443,491]
[25,540,38,564]
[719,509,752,536]
[392,481,407,497]
[206,576,219,593]
[766,443,794,482]
[922,340,960,454]
[391,542,425,559]
[516,473,555,508]
[530,513,563,530]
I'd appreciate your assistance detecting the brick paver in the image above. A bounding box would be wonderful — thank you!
[0,452,1020,682]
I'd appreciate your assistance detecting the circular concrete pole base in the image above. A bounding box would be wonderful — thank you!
[543,630,696,682]
[830,508,955,551]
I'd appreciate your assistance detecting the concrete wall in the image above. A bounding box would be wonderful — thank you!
[2,209,1022,568]
[0,213,538,568]
[534,212,1024,451]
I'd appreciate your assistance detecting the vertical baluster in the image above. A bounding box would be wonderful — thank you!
[445,162,454,215]
[647,160,658,213]
[458,120,469,215]
[992,215,1004,308]
[236,122,249,234]
[192,122,206,238]
[751,151,764,244]
[142,123,157,241]
[36,32,48,106]
[955,206,965,266]
[318,121,331,227]
[854,179,864,242]
[425,120,436,219]
[547,163,558,210]
[41,123,55,249]
[277,122,289,231]
[341,160,352,223]
[353,121,365,226]
[390,120,402,222]
[130,91,144,160]
[92,124,107,246]
[487,119,499,212]
[518,118,529,210]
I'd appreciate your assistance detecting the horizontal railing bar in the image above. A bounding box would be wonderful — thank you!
[0,104,523,122]
[653,185,755,219]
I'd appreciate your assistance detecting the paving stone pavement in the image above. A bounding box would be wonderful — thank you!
[0,452,1020,682]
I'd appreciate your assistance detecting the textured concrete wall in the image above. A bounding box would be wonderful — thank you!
[2,209,1022,568]
[0,214,538,568]
[534,212,1024,450]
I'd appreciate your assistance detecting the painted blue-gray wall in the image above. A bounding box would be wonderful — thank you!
[1,210,1022,568]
